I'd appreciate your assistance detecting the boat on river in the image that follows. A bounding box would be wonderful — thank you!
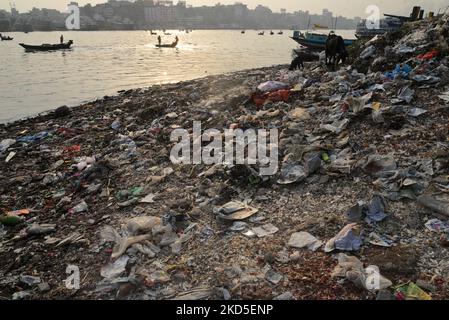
[290,31,354,50]
[19,40,74,52]
[155,43,178,48]
[156,38,178,48]
[1,35,13,41]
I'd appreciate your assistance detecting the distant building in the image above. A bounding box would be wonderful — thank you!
[4,1,359,31]
[0,9,10,32]
[254,5,272,15]
[145,1,176,25]
[324,9,333,20]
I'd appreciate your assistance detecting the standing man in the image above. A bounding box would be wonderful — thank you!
[60,34,64,44]
[157,35,161,46]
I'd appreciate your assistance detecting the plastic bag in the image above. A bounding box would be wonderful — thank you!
[257,81,289,93]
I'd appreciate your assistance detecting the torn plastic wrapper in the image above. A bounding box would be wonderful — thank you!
[277,164,306,185]
[257,81,289,93]
[332,253,392,292]
[251,89,290,107]
[366,196,387,223]
[215,201,259,221]
[325,223,362,252]
[288,231,323,251]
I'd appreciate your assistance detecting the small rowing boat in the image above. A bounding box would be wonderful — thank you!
[155,43,177,48]
[156,38,178,48]
[19,40,74,51]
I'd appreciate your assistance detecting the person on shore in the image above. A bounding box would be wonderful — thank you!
[158,35,161,46]
[60,34,64,44]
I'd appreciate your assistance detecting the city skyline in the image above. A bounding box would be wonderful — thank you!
[0,0,361,31]
[1,0,449,18]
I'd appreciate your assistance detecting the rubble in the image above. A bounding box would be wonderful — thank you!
[1,14,449,300]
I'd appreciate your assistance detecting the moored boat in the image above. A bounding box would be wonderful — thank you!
[355,7,424,39]
[290,31,354,50]
[0,35,13,41]
[313,24,329,30]
[19,40,74,52]
[355,16,404,39]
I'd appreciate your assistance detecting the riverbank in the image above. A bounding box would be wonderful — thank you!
[1,15,449,300]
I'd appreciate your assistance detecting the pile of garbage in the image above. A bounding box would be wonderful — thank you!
[1,15,449,300]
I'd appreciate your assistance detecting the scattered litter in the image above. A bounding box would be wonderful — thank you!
[140,193,157,204]
[424,219,449,233]
[5,151,16,163]
[407,107,428,117]
[257,81,289,93]
[265,269,283,285]
[215,201,258,221]
[332,253,392,292]
[277,164,306,185]
[368,232,394,247]
[288,231,322,251]
[251,223,279,238]
[325,223,362,252]
[395,282,432,300]
[101,255,129,279]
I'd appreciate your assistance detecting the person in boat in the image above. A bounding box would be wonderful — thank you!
[158,35,161,46]
[60,34,64,44]
[172,36,179,46]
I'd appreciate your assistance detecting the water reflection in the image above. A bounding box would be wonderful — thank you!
[0,29,354,123]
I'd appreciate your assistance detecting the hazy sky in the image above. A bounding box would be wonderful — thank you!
[1,0,448,18]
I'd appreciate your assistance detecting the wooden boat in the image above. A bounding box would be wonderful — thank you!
[155,43,177,48]
[155,40,178,48]
[1,35,13,41]
[355,16,404,39]
[290,31,354,50]
[314,24,329,30]
[241,30,245,34]
[258,31,264,35]
[278,31,283,35]
[19,40,74,52]
[270,31,274,35]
